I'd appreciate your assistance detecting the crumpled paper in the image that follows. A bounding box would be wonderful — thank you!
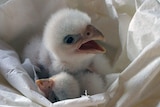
[127,0,160,61]
[0,0,160,107]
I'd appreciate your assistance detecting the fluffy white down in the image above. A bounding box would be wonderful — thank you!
[42,8,93,73]
[23,36,42,64]
[93,54,113,75]
[51,72,80,100]
[43,8,91,57]
[76,72,105,95]
[23,9,108,100]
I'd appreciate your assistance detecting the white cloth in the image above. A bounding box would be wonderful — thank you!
[0,0,160,107]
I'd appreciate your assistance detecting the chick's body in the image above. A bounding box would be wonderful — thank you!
[23,8,112,101]
[36,72,80,102]
[24,8,112,75]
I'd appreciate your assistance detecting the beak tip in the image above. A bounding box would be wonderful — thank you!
[102,48,106,53]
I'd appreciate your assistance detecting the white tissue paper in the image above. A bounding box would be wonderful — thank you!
[0,0,160,107]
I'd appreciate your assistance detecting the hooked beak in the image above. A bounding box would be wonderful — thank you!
[36,79,54,98]
[76,25,106,54]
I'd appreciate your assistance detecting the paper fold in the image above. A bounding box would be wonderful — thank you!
[0,0,160,107]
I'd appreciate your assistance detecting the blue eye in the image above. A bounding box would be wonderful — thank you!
[64,35,79,44]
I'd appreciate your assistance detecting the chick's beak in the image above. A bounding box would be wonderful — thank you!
[77,25,106,54]
[36,79,54,98]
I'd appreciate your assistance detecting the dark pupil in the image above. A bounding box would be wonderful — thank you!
[66,37,74,44]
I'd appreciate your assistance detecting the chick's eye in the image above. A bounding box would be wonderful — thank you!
[64,35,75,44]
[66,37,74,44]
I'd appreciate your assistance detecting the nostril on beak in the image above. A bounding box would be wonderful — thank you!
[86,32,90,36]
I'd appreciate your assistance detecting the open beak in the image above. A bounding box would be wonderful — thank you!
[76,25,106,54]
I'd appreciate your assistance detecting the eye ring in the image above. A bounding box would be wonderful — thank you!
[64,35,74,44]
[64,35,76,44]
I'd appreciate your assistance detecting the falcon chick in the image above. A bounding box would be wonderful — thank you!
[24,8,111,75]
[36,72,80,102]
[23,8,112,99]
